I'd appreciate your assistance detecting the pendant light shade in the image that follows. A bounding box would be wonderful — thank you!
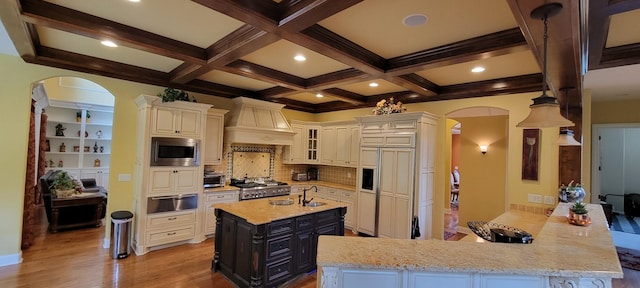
[556,87,581,146]
[557,129,581,146]
[516,3,575,128]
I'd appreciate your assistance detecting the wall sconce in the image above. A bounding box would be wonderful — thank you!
[479,145,488,155]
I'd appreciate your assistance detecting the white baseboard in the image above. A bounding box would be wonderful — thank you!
[0,251,22,267]
[103,237,110,249]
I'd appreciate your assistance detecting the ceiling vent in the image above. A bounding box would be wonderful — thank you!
[224,97,295,146]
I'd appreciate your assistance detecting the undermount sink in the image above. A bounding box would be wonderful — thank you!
[305,202,327,207]
[269,199,294,206]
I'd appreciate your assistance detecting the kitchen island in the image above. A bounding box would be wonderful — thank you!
[212,196,347,288]
[317,203,623,288]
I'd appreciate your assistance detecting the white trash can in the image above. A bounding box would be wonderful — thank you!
[110,210,133,259]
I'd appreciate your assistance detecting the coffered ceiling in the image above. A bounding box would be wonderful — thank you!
[1,0,639,112]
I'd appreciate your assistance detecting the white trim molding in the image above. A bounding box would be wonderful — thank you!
[0,251,22,267]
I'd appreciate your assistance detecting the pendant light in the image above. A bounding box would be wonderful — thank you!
[516,3,575,128]
[556,87,581,146]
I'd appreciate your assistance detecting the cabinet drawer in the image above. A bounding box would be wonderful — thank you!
[265,256,293,286]
[296,215,315,230]
[146,224,195,246]
[205,192,237,202]
[341,190,355,200]
[147,210,196,229]
[268,218,294,236]
[316,210,338,225]
[266,235,293,260]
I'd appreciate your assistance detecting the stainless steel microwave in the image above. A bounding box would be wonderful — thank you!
[204,172,225,188]
[150,137,200,166]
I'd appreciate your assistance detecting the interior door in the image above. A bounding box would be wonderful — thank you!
[597,127,640,214]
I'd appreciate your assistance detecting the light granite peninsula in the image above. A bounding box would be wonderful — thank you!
[317,203,623,288]
[212,196,347,288]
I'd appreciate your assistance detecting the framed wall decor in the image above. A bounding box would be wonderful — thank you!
[522,129,540,181]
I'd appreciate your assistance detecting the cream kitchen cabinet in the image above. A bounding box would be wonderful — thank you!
[151,106,202,138]
[203,108,228,165]
[133,95,211,255]
[204,190,238,235]
[320,126,336,165]
[148,167,199,196]
[315,186,356,230]
[283,124,305,164]
[319,123,359,167]
[355,112,437,240]
[283,122,320,164]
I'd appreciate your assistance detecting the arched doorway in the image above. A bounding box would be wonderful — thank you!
[24,76,115,247]
[444,106,509,238]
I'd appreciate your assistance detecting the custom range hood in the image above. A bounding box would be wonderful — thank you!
[224,97,295,146]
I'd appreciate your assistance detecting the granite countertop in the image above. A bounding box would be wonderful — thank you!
[213,196,347,225]
[317,203,623,279]
[203,185,240,193]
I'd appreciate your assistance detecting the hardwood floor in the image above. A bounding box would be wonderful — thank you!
[0,206,637,287]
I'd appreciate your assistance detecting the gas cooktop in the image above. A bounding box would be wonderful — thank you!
[233,181,291,200]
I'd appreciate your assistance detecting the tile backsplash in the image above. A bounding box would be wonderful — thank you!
[205,144,356,186]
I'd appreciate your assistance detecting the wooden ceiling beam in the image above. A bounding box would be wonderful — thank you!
[385,74,440,97]
[259,86,300,100]
[320,88,367,105]
[222,60,307,90]
[507,0,582,99]
[588,0,640,70]
[306,69,373,90]
[20,0,207,64]
[386,28,529,76]
[270,97,318,113]
[169,25,280,84]
[278,0,363,31]
[0,0,36,57]
[599,43,640,69]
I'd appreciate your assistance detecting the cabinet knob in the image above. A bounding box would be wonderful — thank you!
[167,232,176,236]
[168,217,177,220]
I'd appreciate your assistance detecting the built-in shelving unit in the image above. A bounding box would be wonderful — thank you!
[44,100,113,189]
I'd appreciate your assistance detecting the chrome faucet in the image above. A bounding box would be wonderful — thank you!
[302,186,317,206]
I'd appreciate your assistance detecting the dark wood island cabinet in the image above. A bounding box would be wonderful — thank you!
[211,197,346,288]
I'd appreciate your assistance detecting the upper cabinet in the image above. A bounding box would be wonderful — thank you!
[285,121,359,167]
[151,106,202,138]
[203,108,228,165]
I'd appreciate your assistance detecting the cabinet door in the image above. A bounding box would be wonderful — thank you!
[149,168,174,195]
[379,148,414,239]
[176,109,201,137]
[320,127,336,165]
[152,107,178,135]
[294,229,314,274]
[356,190,376,235]
[349,126,360,167]
[305,127,320,163]
[284,124,304,164]
[100,170,110,190]
[204,113,224,164]
[334,126,349,166]
[343,199,355,229]
[174,168,199,193]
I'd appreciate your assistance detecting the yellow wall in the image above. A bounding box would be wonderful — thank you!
[456,116,508,224]
[43,77,115,106]
[0,52,573,259]
[592,98,640,124]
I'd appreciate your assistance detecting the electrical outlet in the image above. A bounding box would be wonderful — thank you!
[544,196,555,205]
[528,193,542,203]
[534,194,543,203]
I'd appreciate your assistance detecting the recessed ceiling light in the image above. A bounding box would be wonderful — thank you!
[471,66,485,73]
[316,93,323,98]
[403,14,428,27]
[101,40,117,47]
[369,82,379,87]
[294,55,306,61]
[128,0,141,2]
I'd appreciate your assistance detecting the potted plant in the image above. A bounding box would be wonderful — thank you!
[157,88,195,103]
[568,201,590,225]
[49,171,80,198]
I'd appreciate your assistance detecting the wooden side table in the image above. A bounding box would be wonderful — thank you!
[50,193,106,233]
